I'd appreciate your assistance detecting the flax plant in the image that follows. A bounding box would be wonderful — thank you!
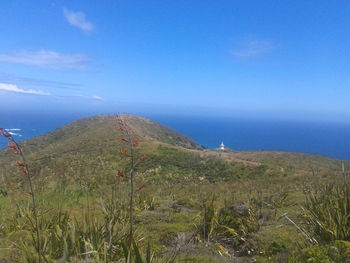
[303,181,350,243]
[0,128,42,263]
[116,115,148,256]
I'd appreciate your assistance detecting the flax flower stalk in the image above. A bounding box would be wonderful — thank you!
[0,128,42,263]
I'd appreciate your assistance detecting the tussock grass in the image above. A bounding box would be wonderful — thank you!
[303,180,350,244]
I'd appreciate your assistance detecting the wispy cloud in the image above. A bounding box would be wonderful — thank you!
[0,83,50,96]
[70,94,103,100]
[0,72,81,90]
[231,40,275,57]
[63,8,94,34]
[91,95,103,100]
[55,94,104,101]
[0,50,90,70]
[0,82,103,102]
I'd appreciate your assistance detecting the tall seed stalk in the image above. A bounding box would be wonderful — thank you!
[0,128,42,263]
[116,116,147,253]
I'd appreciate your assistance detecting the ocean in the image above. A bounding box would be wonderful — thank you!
[1,113,350,160]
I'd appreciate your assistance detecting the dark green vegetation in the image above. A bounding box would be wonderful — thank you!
[0,114,349,262]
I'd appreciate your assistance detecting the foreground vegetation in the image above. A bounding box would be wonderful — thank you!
[0,114,349,262]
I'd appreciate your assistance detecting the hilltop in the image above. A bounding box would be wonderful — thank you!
[0,114,206,181]
[5,114,203,153]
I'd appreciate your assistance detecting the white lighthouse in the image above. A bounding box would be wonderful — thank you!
[220,141,225,150]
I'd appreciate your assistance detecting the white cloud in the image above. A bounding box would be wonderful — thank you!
[231,40,275,57]
[63,8,94,34]
[91,95,103,100]
[0,50,90,70]
[0,83,50,96]
[0,72,81,90]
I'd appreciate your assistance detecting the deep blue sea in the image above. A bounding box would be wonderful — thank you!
[1,113,350,160]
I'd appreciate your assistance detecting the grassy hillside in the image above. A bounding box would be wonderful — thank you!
[229,150,347,173]
[0,114,203,158]
[0,114,205,183]
[0,114,348,263]
[1,114,346,182]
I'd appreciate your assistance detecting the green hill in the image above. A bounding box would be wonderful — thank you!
[3,114,203,154]
[0,114,206,182]
[0,114,347,186]
[0,114,348,263]
[1,114,346,172]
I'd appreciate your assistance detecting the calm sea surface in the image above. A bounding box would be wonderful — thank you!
[1,113,350,160]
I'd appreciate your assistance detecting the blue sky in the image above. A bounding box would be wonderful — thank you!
[1,0,350,121]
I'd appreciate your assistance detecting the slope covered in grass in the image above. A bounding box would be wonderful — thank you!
[0,114,348,262]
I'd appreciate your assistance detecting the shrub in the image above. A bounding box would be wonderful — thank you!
[302,181,350,243]
[8,201,127,262]
[200,198,260,255]
[289,240,350,263]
